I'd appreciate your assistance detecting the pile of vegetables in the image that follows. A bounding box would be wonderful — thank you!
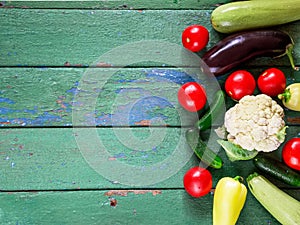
[178,0,300,224]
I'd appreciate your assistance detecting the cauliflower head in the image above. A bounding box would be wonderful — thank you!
[224,94,286,152]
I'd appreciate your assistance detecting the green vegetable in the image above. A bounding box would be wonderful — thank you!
[211,0,300,33]
[217,140,258,161]
[196,90,225,132]
[253,154,300,187]
[186,128,223,169]
[247,173,300,225]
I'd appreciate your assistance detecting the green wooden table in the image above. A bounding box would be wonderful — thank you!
[0,1,299,224]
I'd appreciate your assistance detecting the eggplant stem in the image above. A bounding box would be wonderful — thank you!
[286,44,299,71]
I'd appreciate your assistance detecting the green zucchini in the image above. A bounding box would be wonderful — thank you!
[195,90,225,132]
[253,154,300,187]
[247,173,300,225]
[185,128,223,169]
[211,0,300,33]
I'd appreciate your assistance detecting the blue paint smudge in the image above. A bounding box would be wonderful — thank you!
[23,108,38,115]
[95,96,173,126]
[0,107,20,114]
[117,79,140,84]
[0,107,38,115]
[66,87,80,95]
[38,66,48,71]
[0,97,15,104]
[0,69,193,126]
[0,111,62,126]
[128,96,172,125]
[32,112,62,125]
[141,154,148,158]
[144,69,195,85]
[66,81,83,95]
[114,87,145,94]
[95,113,112,126]
[113,153,126,158]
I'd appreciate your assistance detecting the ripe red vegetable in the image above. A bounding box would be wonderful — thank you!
[258,68,286,97]
[178,82,207,112]
[183,166,212,198]
[282,137,300,171]
[182,25,209,52]
[225,70,256,101]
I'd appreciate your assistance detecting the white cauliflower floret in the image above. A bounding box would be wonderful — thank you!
[224,94,286,152]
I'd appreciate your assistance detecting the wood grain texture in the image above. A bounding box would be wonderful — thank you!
[0,127,195,190]
[0,67,205,127]
[1,189,299,225]
[2,0,231,9]
[0,67,299,127]
[1,126,299,190]
[1,2,300,224]
[0,9,299,67]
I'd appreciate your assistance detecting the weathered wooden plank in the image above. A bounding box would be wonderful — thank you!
[0,3,298,225]
[1,67,299,127]
[2,0,231,9]
[1,189,299,225]
[1,127,299,190]
[0,67,205,127]
[0,127,196,190]
[0,9,212,66]
[0,9,299,67]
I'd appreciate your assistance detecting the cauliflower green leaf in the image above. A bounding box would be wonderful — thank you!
[217,139,258,161]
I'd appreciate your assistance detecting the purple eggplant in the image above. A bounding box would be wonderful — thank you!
[202,30,298,76]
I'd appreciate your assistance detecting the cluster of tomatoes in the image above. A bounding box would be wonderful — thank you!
[225,68,286,101]
[179,25,300,198]
[179,25,211,197]
[182,25,288,101]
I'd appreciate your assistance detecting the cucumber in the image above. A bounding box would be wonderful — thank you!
[217,140,258,161]
[211,0,300,33]
[247,173,300,225]
[253,154,300,187]
[195,90,225,132]
[186,128,223,169]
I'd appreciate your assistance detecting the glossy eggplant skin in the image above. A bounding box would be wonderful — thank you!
[202,30,296,76]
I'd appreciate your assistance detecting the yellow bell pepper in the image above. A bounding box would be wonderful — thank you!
[213,176,247,225]
[278,83,300,112]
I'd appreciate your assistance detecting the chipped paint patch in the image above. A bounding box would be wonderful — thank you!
[134,120,151,126]
[287,117,300,125]
[95,62,113,67]
[104,190,162,197]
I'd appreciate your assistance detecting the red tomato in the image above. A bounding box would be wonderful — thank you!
[225,70,256,101]
[182,25,209,52]
[257,68,286,97]
[282,137,300,171]
[183,166,212,198]
[178,82,207,112]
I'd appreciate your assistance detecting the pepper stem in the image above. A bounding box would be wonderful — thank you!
[233,176,244,183]
[278,88,292,103]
